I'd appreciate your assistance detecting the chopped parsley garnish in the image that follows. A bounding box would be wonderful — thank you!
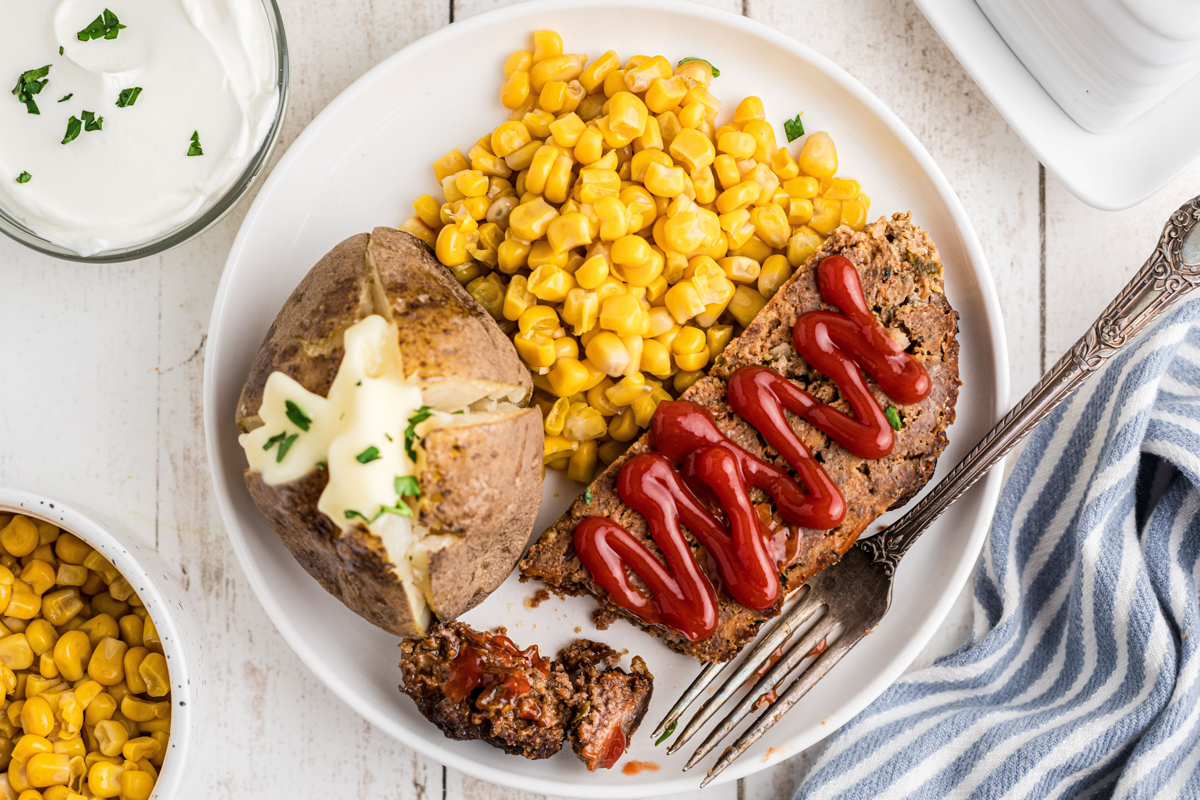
[347,499,414,524]
[884,405,903,431]
[395,475,420,498]
[15,172,31,184]
[356,446,381,464]
[262,431,298,463]
[81,110,102,131]
[379,502,413,519]
[677,57,719,77]
[12,65,51,115]
[284,400,311,431]
[784,114,805,142]
[186,130,203,157]
[404,406,433,462]
[452,409,465,414]
[59,47,64,56]
[58,94,72,103]
[583,488,594,504]
[655,720,677,746]
[61,115,82,145]
[77,10,127,41]
[116,87,142,107]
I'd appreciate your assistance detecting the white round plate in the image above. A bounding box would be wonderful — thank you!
[203,1,1009,795]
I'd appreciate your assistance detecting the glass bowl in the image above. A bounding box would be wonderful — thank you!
[0,0,289,264]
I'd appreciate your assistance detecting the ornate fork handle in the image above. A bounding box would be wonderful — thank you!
[862,196,1200,573]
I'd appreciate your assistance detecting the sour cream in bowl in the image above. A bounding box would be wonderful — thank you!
[0,0,287,261]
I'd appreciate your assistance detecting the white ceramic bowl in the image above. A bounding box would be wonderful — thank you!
[204,1,1008,795]
[0,489,204,798]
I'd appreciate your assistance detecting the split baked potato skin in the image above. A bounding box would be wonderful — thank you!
[236,228,531,432]
[237,229,542,638]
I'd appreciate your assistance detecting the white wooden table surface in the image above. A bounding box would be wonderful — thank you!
[2,0,1198,798]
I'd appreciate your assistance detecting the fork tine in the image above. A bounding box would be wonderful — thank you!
[666,586,823,754]
[698,627,867,787]
[651,661,725,742]
[682,611,838,769]
[652,586,810,742]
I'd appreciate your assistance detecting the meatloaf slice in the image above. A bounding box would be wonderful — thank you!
[398,623,654,768]
[520,213,960,662]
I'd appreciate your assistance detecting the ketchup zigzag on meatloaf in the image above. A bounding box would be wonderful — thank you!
[520,213,961,662]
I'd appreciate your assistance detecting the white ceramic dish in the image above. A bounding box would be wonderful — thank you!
[975,0,1200,134]
[0,489,203,799]
[913,0,1200,211]
[202,1,1009,794]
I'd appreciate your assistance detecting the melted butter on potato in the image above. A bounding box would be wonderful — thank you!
[240,314,425,530]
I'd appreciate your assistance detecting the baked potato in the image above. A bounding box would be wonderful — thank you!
[236,228,542,638]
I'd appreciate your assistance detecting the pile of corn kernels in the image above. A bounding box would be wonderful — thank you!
[0,514,170,800]
[398,32,871,484]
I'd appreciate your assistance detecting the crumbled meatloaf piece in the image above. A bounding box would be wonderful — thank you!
[398,623,654,769]
[556,640,654,770]
[520,213,960,662]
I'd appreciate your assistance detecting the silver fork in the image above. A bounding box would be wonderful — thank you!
[651,194,1200,787]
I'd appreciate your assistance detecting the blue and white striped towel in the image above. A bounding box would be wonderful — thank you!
[798,300,1200,799]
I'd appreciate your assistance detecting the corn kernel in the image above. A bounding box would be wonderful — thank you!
[514,329,556,369]
[119,770,154,800]
[579,49,619,93]
[549,112,586,147]
[547,358,593,398]
[22,696,53,737]
[120,738,159,764]
[598,294,648,338]
[640,339,673,378]
[728,285,768,327]
[669,129,715,173]
[643,163,685,198]
[809,197,842,235]
[758,254,794,299]
[87,762,122,799]
[608,407,640,441]
[531,31,563,64]
[798,131,838,178]
[546,213,593,254]
[0,518,38,559]
[749,203,790,249]
[504,50,532,77]
[840,199,867,231]
[708,324,735,355]
[84,693,115,726]
[86,638,126,687]
[567,441,599,483]
[584,332,632,377]
[432,149,471,183]
[53,631,91,683]
[0,634,32,672]
[664,280,706,324]
[530,54,587,94]
[26,753,69,788]
[623,55,671,93]
[11,735,51,763]
[509,197,559,241]
[501,70,531,109]
[730,233,774,264]
[632,387,672,427]
[716,181,761,214]
[607,92,648,140]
